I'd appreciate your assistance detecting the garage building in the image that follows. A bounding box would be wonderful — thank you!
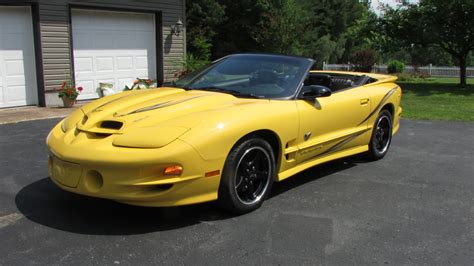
[0,0,185,107]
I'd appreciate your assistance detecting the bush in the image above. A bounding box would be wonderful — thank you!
[387,60,405,74]
[396,73,431,82]
[173,54,209,79]
[396,73,413,82]
[410,72,431,80]
[350,49,378,72]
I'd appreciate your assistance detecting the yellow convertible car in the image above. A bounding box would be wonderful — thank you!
[47,53,402,213]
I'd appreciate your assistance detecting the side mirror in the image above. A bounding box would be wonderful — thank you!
[298,85,331,100]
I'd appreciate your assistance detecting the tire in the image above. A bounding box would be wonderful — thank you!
[365,110,393,161]
[218,137,275,214]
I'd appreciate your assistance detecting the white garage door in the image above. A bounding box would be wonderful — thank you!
[0,6,38,108]
[71,9,157,100]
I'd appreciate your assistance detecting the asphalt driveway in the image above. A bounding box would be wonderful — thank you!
[0,119,473,265]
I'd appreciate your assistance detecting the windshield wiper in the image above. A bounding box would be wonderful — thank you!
[191,86,263,99]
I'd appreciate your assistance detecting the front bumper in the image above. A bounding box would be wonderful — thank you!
[47,122,224,207]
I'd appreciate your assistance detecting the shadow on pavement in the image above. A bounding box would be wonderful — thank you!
[270,156,361,199]
[15,178,231,235]
[15,156,363,235]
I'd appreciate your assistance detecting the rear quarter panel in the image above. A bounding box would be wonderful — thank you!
[364,82,402,134]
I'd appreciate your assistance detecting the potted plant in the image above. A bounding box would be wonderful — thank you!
[99,82,115,97]
[57,80,83,108]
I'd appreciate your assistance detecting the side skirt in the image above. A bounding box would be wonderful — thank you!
[277,145,368,181]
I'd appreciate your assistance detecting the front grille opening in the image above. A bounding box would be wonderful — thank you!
[94,133,112,138]
[143,184,173,194]
[100,120,123,130]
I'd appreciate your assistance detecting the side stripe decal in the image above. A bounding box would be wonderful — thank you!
[358,86,398,126]
[300,128,371,163]
[318,129,370,157]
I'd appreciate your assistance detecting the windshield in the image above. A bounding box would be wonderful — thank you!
[173,54,314,99]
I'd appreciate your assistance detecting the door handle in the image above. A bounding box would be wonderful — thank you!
[360,98,370,105]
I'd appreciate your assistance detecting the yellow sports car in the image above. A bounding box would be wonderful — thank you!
[47,53,402,213]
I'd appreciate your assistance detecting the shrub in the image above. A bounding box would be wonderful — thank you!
[396,73,413,82]
[387,60,405,74]
[410,72,431,80]
[396,73,431,82]
[173,54,209,79]
[350,49,378,72]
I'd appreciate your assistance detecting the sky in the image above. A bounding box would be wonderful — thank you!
[371,0,399,13]
[371,0,419,14]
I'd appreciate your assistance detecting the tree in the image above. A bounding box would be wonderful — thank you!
[304,0,372,63]
[382,0,474,86]
[186,0,378,65]
[186,0,226,60]
[253,0,309,55]
[408,45,453,67]
[342,10,377,60]
[212,0,269,57]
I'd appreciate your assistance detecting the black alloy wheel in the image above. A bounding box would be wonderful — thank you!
[218,137,275,214]
[366,110,393,161]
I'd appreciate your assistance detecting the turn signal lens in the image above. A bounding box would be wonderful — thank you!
[163,165,183,175]
[205,170,220,177]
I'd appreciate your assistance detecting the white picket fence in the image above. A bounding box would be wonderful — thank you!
[322,62,474,78]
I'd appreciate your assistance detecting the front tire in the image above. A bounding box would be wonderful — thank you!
[218,137,275,214]
[365,110,393,161]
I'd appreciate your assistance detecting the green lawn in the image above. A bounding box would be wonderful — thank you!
[397,77,474,121]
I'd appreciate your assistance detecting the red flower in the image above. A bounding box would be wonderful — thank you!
[146,79,151,84]
[77,86,83,92]
[61,81,66,88]
[67,89,72,95]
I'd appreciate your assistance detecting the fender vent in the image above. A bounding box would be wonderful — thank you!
[100,121,123,130]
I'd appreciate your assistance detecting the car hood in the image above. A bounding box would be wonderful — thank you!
[77,87,265,135]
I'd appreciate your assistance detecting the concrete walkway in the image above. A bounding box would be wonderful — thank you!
[0,102,88,125]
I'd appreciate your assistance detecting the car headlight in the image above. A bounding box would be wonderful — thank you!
[113,126,190,148]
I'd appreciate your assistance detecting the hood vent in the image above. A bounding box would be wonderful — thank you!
[100,120,123,130]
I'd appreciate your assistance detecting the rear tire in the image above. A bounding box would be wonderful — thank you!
[218,137,275,214]
[365,110,393,161]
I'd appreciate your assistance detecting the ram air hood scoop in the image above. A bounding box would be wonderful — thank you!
[78,87,260,133]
